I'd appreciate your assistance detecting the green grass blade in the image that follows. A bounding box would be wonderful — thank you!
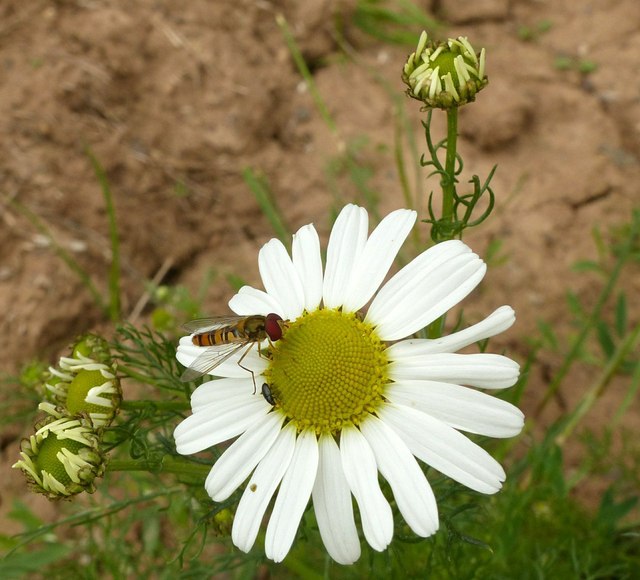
[537,210,640,413]
[555,323,640,446]
[353,0,440,45]
[5,195,107,315]
[614,293,628,337]
[242,167,291,247]
[276,13,337,133]
[612,346,640,427]
[86,148,121,321]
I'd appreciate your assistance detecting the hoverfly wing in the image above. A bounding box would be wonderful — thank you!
[182,315,249,334]
[179,341,251,382]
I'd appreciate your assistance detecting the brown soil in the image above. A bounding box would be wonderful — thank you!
[1,0,639,536]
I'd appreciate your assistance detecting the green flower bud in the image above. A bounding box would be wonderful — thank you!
[211,508,234,537]
[402,31,488,109]
[44,335,121,428]
[12,411,105,499]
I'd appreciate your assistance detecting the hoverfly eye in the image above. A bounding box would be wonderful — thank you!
[264,313,284,341]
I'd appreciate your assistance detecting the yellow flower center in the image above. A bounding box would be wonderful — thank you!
[265,309,389,434]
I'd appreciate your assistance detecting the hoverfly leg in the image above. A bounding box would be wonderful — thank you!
[236,343,258,394]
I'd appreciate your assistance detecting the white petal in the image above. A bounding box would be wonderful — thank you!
[206,411,286,501]
[176,335,202,368]
[393,305,516,354]
[312,433,361,565]
[323,204,369,309]
[386,380,525,438]
[379,403,506,494]
[176,335,268,379]
[367,240,486,340]
[389,352,520,389]
[265,429,319,563]
[229,286,285,317]
[232,423,297,553]
[340,425,393,551]
[189,378,252,411]
[292,224,323,311]
[360,416,439,537]
[173,396,268,455]
[259,239,306,320]
[342,209,417,313]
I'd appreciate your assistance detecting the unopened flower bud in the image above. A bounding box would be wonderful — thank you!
[403,31,488,109]
[44,335,121,428]
[13,412,105,499]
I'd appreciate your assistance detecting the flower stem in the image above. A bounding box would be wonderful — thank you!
[442,106,459,230]
[120,400,191,411]
[120,399,190,411]
[117,364,154,384]
[107,456,210,479]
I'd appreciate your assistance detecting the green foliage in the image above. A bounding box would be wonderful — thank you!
[242,168,292,249]
[484,238,509,267]
[0,361,46,428]
[147,282,212,334]
[554,55,599,74]
[113,324,186,395]
[277,13,336,133]
[4,151,123,322]
[475,438,639,579]
[352,0,440,46]
[419,110,496,242]
[6,197,108,316]
[517,19,553,42]
[537,210,640,414]
[86,148,122,322]
[1,489,225,579]
[325,136,383,222]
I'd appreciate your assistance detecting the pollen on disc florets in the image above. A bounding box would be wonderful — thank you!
[265,308,389,434]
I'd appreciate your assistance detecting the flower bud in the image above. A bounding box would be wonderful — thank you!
[402,31,488,109]
[44,335,121,428]
[211,508,234,537]
[12,411,105,499]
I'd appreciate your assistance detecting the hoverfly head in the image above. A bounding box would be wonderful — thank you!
[264,313,287,341]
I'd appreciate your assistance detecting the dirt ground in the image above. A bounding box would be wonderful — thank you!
[1,0,639,536]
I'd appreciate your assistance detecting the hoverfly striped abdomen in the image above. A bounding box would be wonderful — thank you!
[191,325,245,347]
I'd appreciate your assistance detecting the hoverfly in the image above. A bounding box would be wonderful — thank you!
[180,313,287,388]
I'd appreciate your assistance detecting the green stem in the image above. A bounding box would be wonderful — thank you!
[276,13,336,134]
[117,363,155,384]
[612,353,640,427]
[442,106,459,229]
[424,108,459,336]
[120,399,190,411]
[87,148,121,322]
[6,195,107,314]
[107,456,210,479]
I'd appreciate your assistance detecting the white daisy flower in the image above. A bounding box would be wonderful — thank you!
[174,204,524,565]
